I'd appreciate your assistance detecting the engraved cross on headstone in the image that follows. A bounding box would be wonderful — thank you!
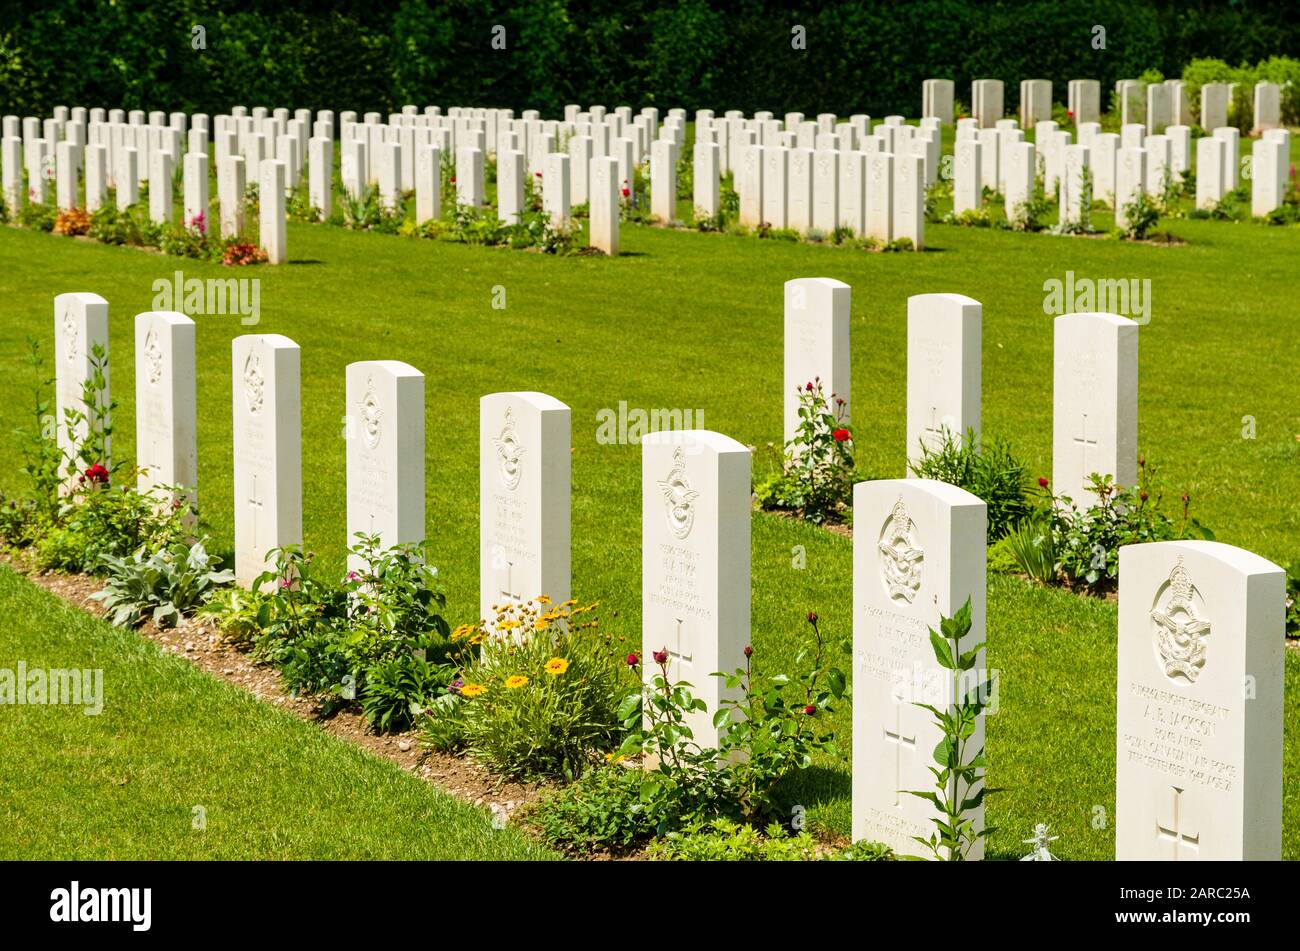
[883,702,918,807]
[247,473,265,551]
[1073,413,1099,485]
[496,557,521,603]
[667,617,693,664]
[923,405,947,451]
[1155,785,1200,860]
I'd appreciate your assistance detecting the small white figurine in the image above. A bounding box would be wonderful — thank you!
[1020,823,1059,861]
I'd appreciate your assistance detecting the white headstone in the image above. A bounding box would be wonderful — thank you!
[135,311,197,510]
[456,146,485,206]
[309,137,333,220]
[183,151,208,230]
[1114,146,1147,230]
[866,151,893,241]
[762,145,788,229]
[1195,136,1226,209]
[1116,540,1283,860]
[218,155,246,237]
[543,151,570,228]
[953,138,981,213]
[589,155,619,255]
[345,361,425,569]
[642,430,750,748]
[497,148,524,225]
[259,159,286,264]
[784,278,851,446]
[893,153,925,249]
[838,150,867,235]
[232,334,302,588]
[479,391,571,628]
[812,148,839,234]
[852,477,987,858]
[1052,313,1138,505]
[906,294,981,467]
[1251,136,1287,217]
[54,292,110,484]
[1060,144,1091,227]
[787,147,814,232]
[693,140,719,219]
[651,138,676,224]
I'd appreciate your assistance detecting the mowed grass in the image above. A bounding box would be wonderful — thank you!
[1,197,1298,859]
[0,567,555,860]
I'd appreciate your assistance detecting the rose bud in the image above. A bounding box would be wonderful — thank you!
[804,704,817,716]
[653,648,669,665]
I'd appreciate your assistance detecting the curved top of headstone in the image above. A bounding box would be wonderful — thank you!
[642,428,749,457]
[855,476,985,512]
[347,359,422,380]
[908,292,981,314]
[1120,539,1282,577]
[55,292,108,308]
[135,310,193,327]
[480,391,569,413]
[232,333,298,351]
[1056,312,1137,328]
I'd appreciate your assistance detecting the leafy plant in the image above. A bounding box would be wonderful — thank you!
[529,763,655,852]
[431,598,638,780]
[91,536,233,628]
[648,818,820,861]
[754,379,854,524]
[1282,558,1300,639]
[1046,458,1213,592]
[1002,516,1057,584]
[912,428,1031,540]
[906,598,994,861]
[715,611,845,820]
[35,477,192,575]
[1120,190,1162,240]
[361,652,456,732]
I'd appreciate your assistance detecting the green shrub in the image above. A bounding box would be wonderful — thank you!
[361,652,456,733]
[92,536,233,628]
[1047,462,1212,592]
[529,764,655,852]
[1120,191,1162,240]
[754,379,855,524]
[648,818,820,861]
[911,429,1031,541]
[18,200,57,232]
[35,479,192,575]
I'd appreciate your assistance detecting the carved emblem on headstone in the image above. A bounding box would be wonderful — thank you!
[879,496,924,603]
[242,352,264,415]
[359,376,382,450]
[658,446,699,540]
[144,327,163,386]
[492,406,524,490]
[61,304,77,365]
[1151,557,1211,682]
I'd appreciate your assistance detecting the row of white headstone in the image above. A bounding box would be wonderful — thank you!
[946,116,1292,225]
[780,278,1130,508]
[50,287,1284,860]
[922,77,1289,134]
[720,114,930,246]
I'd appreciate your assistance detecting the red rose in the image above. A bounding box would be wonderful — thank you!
[743,645,753,657]
[807,611,818,624]
[626,652,639,667]
[621,187,630,197]
[832,428,850,442]
[84,463,109,484]
[804,382,814,392]
[1037,476,1049,488]
[804,704,817,716]
[652,647,669,665]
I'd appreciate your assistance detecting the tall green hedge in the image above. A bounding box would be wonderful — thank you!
[1,0,1296,117]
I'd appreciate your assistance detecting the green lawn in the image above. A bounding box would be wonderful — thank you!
[0,566,555,859]
[1,189,1298,859]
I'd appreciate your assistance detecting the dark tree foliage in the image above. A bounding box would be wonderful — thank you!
[0,0,1296,116]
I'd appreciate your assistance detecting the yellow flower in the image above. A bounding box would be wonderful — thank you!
[604,752,626,764]
[498,619,520,631]
[537,594,552,605]
[534,619,550,632]
[461,683,486,698]
[450,623,477,643]
[544,657,569,676]
[504,675,529,690]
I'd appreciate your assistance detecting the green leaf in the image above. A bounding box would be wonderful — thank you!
[928,629,955,669]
